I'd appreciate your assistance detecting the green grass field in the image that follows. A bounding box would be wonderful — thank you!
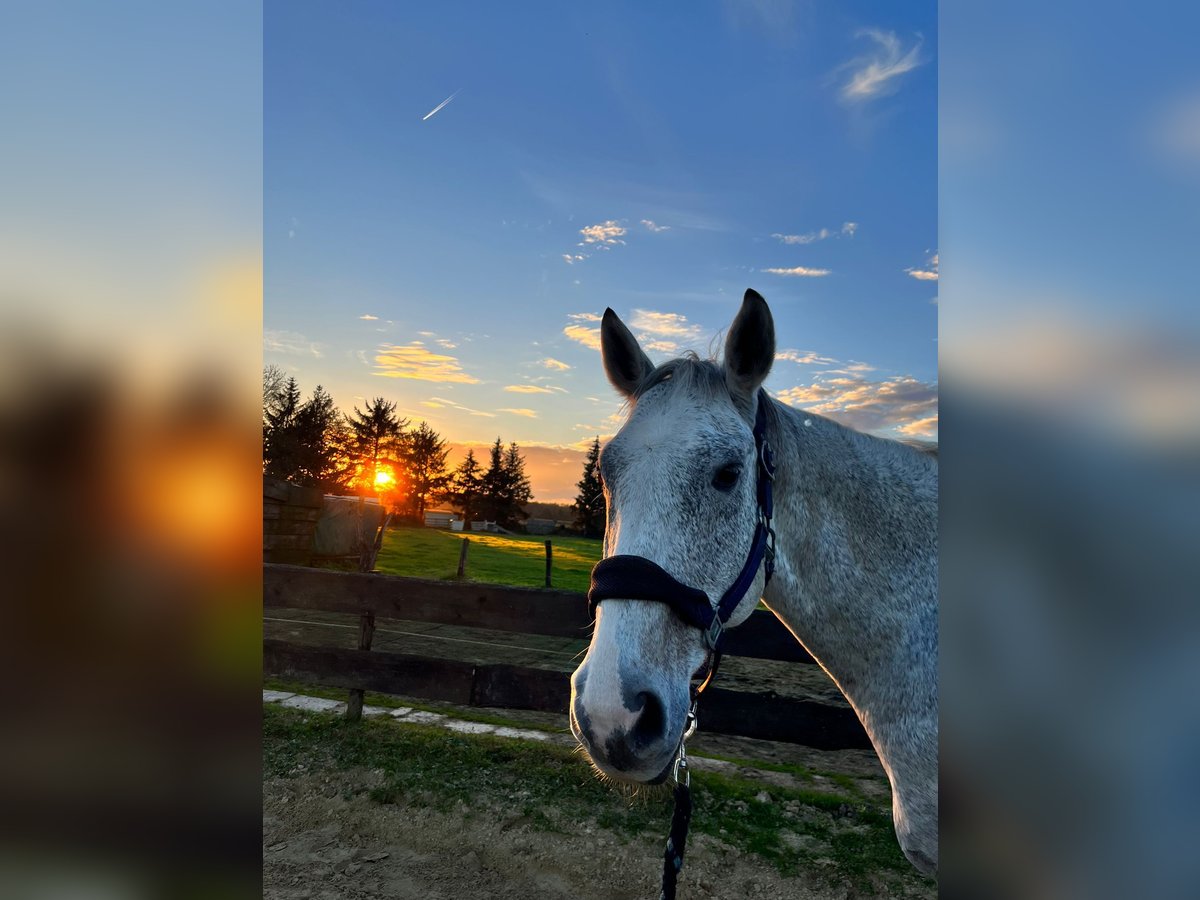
[373,525,603,593]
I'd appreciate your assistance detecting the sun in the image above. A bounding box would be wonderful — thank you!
[374,467,395,490]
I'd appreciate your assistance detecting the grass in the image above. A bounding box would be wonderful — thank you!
[263,705,928,894]
[372,524,603,593]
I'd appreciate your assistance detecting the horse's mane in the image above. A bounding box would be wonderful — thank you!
[632,353,939,458]
[632,353,727,401]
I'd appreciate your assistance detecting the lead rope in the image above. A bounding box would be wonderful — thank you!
[659,651,721,900]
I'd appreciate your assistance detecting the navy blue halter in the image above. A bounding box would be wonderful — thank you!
[586,390,776,651]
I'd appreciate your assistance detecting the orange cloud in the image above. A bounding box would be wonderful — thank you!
[373,343,479,383]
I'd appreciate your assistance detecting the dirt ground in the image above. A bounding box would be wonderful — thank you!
[264,612,931,898]
[264,767,911,900]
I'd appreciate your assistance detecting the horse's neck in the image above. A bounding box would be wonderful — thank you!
[762,403,938,743]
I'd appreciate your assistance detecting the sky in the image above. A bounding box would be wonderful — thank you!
[265,0,937,501]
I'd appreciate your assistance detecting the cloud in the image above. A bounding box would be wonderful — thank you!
[264,330,323,358]
[771,222,857,245]
[641,219,671,232]
[895,415,939,438]
[498,408,539,418]
[562,253,587,265]
[1150,90,1200,165]
[762,266,832,277]
[425,396,495,417]
[563,324,601,350]
[539,357,571,371]
[505,384,554,394]
[776,349,838,366]
[373,342,480,383]
[630,309,703,341]
[905,251,939,281]
[776,373,938,437]
[840,30,925,103]
[579,220,627,245]
[644,340,679,353]
[436,338,458,349]
[358,314,379,320]
[568,312,602,322]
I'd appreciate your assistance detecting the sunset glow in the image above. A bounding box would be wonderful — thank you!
[374,467,394,490]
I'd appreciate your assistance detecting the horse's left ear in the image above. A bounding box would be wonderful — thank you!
[724,289,775,401]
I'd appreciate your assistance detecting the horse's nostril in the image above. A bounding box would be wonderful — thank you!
[629,690,666,746]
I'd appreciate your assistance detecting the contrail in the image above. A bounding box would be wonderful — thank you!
[421,89,461,122]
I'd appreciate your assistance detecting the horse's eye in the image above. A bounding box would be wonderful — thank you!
[712,463,742,492]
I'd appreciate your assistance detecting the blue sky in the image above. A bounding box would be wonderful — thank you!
[265,1,937,499]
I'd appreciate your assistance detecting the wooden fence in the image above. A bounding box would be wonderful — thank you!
[263,563,872,751]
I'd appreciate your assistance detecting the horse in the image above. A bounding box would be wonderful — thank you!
[569,289,938,876]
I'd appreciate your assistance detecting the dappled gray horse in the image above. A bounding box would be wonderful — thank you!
[569,290,938,875]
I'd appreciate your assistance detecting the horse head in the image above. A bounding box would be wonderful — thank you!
[569,290,776,783]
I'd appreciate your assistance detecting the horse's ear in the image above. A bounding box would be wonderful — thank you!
[724,289,775,401]
[601,308,655,399]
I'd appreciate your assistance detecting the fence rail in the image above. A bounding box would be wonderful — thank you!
[262,563,870,750]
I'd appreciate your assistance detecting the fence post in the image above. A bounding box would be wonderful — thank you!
[457,537,470,578]
[345,611,376,721]
[545,539,552,588]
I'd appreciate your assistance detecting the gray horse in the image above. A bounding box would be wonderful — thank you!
[569,289,938,875]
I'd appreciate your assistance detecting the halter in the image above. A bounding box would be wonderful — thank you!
[586,388,776,651]
[584,390,777,900]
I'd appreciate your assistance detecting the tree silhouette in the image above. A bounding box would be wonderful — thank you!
[442,448,483,527]
[572,436,605,538]
[479,437,534,530]
[399,421,451,521]
[345,397,408,498]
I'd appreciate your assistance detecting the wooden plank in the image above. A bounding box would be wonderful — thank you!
[262,564,816,664]
[698,687,872,751]
[263,639,474,705]
[262,640,868,749]
[264,564,594,639]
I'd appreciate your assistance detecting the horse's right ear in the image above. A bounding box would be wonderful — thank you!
[601,308,654,399]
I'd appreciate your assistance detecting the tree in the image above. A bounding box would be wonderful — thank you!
[399,421,451,521]
[478,438,508,526]
[294,385,352,491]
[345,397,408,498]
[503,442,533,519]
[479,437,534,531]
[442,449,483,527]
[572,436,605,538]
[263,373,303,480]
[262,375,352,492]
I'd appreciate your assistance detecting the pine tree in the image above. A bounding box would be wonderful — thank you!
[503,442,533,526]
[400,421,451,521]
[572,436,605,538]
[477,438,534,530]
[442,449,483,527]
[294,385,351,491]
[263,374,303,479]
[479,437,507,526]
[345,397,408,498]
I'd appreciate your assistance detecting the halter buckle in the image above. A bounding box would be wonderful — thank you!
[703,617,723,650]
[759,440,776,481]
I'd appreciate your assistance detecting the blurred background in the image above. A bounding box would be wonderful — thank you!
[941,2,1200,898]
[1,1,1197,898]
[0,3,262,898]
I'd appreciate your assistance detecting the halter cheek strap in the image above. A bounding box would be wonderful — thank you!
[586,389,776,650]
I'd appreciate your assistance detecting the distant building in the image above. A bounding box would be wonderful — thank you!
[423,509,461,530]
[525,517,556,535]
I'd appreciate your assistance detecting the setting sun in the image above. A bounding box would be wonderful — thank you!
[374,467,394,489]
